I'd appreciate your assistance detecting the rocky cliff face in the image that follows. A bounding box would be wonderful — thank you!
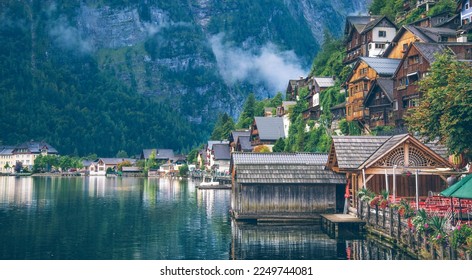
[69,0,369,119]
[1,0,370,154]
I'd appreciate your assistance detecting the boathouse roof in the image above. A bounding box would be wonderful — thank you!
[327,134,451,171]
[232,153,345,184]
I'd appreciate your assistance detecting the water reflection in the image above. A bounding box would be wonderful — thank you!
[0,176,414,260]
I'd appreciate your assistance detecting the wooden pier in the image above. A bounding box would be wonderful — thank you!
[320,214,366,238]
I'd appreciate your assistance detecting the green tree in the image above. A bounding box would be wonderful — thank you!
[405,51,472,156]
[236,93,256,129]
[116,150,129,158]
[179,164,189,177]
[272,138,285,152]
[210,113,235,140]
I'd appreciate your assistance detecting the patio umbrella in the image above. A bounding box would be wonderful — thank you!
[440,173,472,199]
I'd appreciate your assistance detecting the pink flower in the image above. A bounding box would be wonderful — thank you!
[457,225,461,231]
[424,223,429,229]
[437,234,441,239]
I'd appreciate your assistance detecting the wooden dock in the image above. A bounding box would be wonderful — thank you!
[320,214,366,238]
[197,184,231,190]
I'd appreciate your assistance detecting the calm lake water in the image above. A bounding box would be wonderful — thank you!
[0,176,413,260]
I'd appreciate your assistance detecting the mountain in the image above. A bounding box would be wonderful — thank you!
[0,0,369,156]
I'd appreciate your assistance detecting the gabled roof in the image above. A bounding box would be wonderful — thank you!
[364,78,394,105]
[253,117,286,140]
[232,153,345,184]
[414,42,449,63]
[207,140,229,150]
[236,135,252,151]
[328,134,452,171]
[212,143,231,160]
[313,77,335,88]
[0,146,15,155]
[329,136,390,170]
[99,158,136,165]
[13,141,58,154]
[362,16,397,33]
[141,149,175,160]
[360,57,402,76]
[230,130,250,144]
[345,16,381,34]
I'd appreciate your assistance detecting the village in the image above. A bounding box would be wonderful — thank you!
[0,0,471,260]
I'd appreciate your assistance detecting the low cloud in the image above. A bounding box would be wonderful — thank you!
[210,34,308,95]
[49,17,93,54]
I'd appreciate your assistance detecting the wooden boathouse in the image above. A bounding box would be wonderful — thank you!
[230,153,346,221]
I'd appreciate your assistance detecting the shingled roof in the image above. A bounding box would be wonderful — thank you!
[360,57,401,76]
[329,134,451,171]
[232,153,345,184]
[330,136,390,170]
[213,143,231,160]
[253,117,286,140]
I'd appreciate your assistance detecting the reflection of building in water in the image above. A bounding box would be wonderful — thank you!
[197,189,215,218]
[86,176,107,197]
[0,177,33,206]
[230,221,340,260]
[347,239,414,260]
[156,177,182,200]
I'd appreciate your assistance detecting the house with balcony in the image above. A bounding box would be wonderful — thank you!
[285,77,309,101]
[363,78,395,130]
[383,24,458,59]
[392,42,472,128]
[344,15,398,65]
[345,57,401,132]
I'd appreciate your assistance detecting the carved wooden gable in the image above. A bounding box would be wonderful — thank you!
[371,140,448,168]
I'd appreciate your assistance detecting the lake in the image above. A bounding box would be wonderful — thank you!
[0,176,413,260]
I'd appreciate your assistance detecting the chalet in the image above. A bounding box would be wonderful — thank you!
[276,101,297,117]
[140,148,175,162]
[211,143,231,174]
[285,77,309,101]
[326,134,453,209]
[345,57,401,130]
[89,158,136,176]
[343,15,398,65]
[392,42,449,127]
[206,140,229,170]
[363,78,395,130]
[302,77,336,120]
[0,141,58,173]
[231,153,346,221]
[250,117,286,150]
[410,12,461,29]
[383,25,458,59]
[235,135,252,152]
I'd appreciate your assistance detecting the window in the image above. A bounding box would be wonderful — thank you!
[402,43,408,52]
[403,98,419,109]
[466,3,469,9]
[409,55,420,64]
[375,43,386,49]
[363,83,368,91]
[399,77,409,87]
[378,30,386,37]
[360,68,368,75]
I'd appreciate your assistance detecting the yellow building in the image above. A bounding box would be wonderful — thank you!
[0,141,58,173]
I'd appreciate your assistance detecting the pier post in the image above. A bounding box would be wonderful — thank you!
[389,208,394,236]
